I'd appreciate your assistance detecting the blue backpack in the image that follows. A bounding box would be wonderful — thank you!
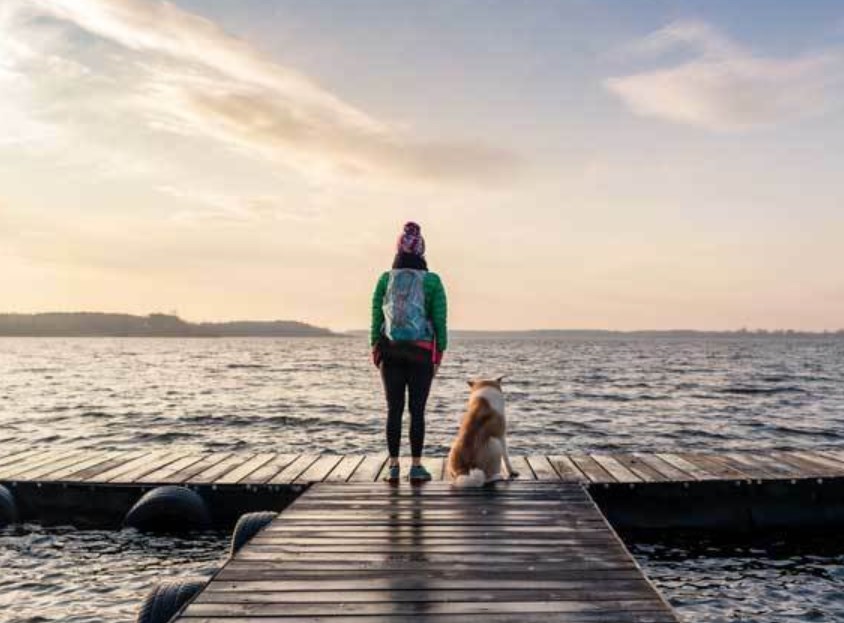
[382,269,433,342]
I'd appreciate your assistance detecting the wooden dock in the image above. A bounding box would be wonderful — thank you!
[3,449,843,619]
[176,481,679,623]
[2,448,844,486]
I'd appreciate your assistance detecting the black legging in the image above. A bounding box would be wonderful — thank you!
[381,359,434,458]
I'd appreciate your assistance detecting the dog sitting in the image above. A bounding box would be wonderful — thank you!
[447,377,518,486]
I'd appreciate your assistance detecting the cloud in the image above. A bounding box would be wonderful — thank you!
[605,20,843,131]
[2,0,518,184]
[155,184,322,225]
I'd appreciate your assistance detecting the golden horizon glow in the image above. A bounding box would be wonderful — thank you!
[1,1,843,331]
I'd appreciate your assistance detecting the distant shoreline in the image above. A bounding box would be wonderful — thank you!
[349,329,844,339]
[0,312,336,338]
[1,313,841,338]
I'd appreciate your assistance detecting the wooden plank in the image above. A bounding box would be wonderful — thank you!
[215,453,277,485]
[250,529,619,542]
[215,565,645,580]
[107,452,186,483]
[525,456,560,481]
[39,451,120,481]
[420,456,445,481]
[817,450,844,467]
[89,452,171,483]
[790,451,844,475]
[268,454,319,485]
[714,453,777,480]
[611,454,667,483]
[297,491,589,502]
[721,453,797,479]
[249,536,621,548]
[655,454,719,481]
[0,449,83,479]
[290,501,591,510]
[772,451,843,477]
[569,454,613,484]
[65,450,148,482]
[0,449,48,470]
[184,599,672,616]
[274,509,599,521]
[238,453,298,485]
[212,552,629,564]
[276,508,600,520]
[195,585,658,603]
[294,455,344,484]
[674,453,750,481]
[755,453,812,477]
[324,455,365,482]
[238,540,629,555]
[182,611,677,623]
[306,484,585,496]
[591,455,642,484]
[3,450,93,481]
[507,455,534,479]
[547,455,587,482]
[174,482,678,623]
[630,453,693,481]
[190,454,257,485]
[161,452,233,484]
[137,454,207,484]
[348,454,388,482]
[374,456,393,482]
[767,451,826,477]
[203,578,652,592]
[240,536,629,551]
[284,507,595,518]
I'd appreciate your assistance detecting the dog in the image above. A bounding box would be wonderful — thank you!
[447,377,518,487]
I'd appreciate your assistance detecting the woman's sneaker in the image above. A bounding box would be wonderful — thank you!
[409,464,432,482]
[384,465,400,483]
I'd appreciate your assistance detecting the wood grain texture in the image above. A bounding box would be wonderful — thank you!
[175,481,678,623]
[1,450,843,488]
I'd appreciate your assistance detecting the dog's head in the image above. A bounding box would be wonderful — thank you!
[467,376,506,392]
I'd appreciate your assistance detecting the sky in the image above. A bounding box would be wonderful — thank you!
[1,0,843,331]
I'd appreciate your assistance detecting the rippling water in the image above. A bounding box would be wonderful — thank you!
[633,538,844,622]
[1,336,843,621]
[1,336,843,454]
[0,524,226,622]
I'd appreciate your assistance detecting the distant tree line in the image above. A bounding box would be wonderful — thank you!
[446,329,844,339]
[0,313,335,337]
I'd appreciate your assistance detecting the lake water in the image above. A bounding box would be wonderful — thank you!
[1,336,843,621]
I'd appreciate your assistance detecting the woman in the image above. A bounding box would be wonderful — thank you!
[370,222,447,483]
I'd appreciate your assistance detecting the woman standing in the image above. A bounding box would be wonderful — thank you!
[371,222,448,483]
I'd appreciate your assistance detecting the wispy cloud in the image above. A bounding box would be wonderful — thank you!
[2,0,517,184]
[156,185,322,225]
[605,20,843,131]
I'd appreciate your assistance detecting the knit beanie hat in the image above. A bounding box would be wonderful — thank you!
[397,221,425,256]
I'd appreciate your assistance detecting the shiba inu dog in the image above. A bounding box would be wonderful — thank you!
[447,377,518,486]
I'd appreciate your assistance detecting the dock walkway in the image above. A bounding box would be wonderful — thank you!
[2,448,844,486]
[175,481,679,623]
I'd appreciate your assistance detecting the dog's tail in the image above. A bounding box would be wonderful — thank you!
[453,468,486,488]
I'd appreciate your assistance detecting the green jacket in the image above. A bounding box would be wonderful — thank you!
[370,271,448,352]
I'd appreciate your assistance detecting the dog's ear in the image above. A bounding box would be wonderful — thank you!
[467,380,475,389]
[496,375,507,385]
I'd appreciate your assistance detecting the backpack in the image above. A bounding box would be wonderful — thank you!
[382,269,434,342]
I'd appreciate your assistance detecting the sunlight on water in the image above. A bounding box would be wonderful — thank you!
[0,336,842,455]
[0,336,843,621]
